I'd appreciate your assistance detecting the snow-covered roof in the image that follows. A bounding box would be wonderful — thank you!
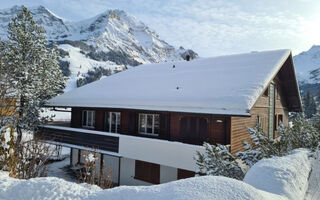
[47,49,293,116]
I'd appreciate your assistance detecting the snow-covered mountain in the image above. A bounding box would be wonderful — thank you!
[0,5,198,91]
[293,45,320,84]
[293,45,320,95]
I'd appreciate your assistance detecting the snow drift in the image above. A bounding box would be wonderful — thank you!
[244,149,311,200]
[0,150,311,200]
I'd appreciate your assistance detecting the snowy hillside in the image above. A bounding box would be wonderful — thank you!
[0,5,197,91]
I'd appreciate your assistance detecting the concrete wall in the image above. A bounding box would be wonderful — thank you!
[102,154,119,184]
[71,148,79,166]
[119,135,204,171]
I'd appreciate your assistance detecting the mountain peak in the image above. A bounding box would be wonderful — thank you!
[0,5,198,90]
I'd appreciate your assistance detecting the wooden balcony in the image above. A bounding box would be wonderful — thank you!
[37,124,205,171]
[37,125,119,153]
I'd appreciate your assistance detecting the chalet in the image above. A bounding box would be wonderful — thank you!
[39,49,302,186]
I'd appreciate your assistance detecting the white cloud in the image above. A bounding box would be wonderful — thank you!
[1,0,319,56]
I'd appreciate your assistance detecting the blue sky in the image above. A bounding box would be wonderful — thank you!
[1,0,320,56]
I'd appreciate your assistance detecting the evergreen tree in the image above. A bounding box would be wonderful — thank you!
[195,143,244,180]
[6,6,65,143]
[303,90,317,118]
[316,89,320,107]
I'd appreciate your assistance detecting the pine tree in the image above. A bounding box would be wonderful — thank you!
[316,89,320,107]
[195,143,244,180]
[6,6,65,143]
[303,91,317,118]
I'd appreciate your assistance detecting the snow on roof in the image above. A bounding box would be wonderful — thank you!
[47,49,291,115]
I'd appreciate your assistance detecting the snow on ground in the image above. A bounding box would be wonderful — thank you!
[46,155,78,183]
[305,149,320,200]
[0,149,311,200]
[244,149,311,200]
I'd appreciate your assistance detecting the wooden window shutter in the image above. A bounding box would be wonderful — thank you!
[135,160,160,184]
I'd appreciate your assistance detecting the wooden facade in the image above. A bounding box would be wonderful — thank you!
[70,108,231,147]
[230,55,295,154]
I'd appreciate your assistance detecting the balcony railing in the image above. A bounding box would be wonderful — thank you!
[37,125,119,153]
[37,124,205,171]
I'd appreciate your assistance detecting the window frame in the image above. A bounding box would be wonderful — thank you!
[138,113,160,136]
[104,111,121,133]
[82,110,95,128]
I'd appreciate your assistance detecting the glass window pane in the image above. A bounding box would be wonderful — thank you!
[147,115,153,133]
[111,112,116,132]
[82,111,87,126]
[139,114,146,133]
[154,114,160,135]
[116,113,121,133]
[88,111,92,126]
[92,111,95,127]
[104,112,110,131]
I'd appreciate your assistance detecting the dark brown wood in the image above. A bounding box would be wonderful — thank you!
[118,157,121,186]
[70,148,73,166]
[177,168,195,180]
[134,160,160,184]
[37,127,119,153]
[78,149,81,164]
[179,116,209,145]
[99,154,104,180]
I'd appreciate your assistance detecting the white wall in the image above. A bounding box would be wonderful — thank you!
[71,148,79,166]
[119,136,204,171]
[102,154,119,184]
[160,165,177,183]
[119,158,152,186]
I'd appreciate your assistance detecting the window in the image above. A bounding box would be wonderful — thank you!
[135,160,160,184]
[139,114,160,136]
[278,114,283,126]
[104,112,121,133]
[82,110,95,128]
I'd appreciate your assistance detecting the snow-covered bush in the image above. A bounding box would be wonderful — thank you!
[195,143,244,180]
[235,124,283,167]
[238,115,320,167]
[280,115,320,152]
[4,131,59,179]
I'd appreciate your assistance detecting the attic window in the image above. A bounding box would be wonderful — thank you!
[263,87,269,97]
